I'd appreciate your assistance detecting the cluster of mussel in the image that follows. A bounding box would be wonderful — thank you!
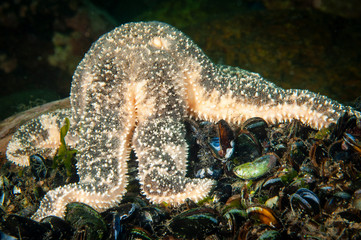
[1,113,361,239]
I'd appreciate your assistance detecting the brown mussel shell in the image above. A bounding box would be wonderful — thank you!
[246,206,282,229]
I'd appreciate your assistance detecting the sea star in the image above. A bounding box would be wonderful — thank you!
[6,21,360,221]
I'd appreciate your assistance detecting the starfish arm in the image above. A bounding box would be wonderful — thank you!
[222,67,361,129]
[223,66,361,128]
[31,113,131,221]
[133,117,215,204]
[187,65,361,129]
[31,182,127,221]
[6,109,75,166]
[31,41,139,220]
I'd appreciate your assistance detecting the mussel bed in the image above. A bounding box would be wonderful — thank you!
[1,113,361,239]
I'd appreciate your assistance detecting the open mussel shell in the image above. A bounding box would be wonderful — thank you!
[343,132,361,155]
[233,153,278,180]
[232,130,262,164]
[168,207,220,239]
[217,120,235,159]
[208,120,235,160]
[331,112,358,140]
[290,188,320,215]
[65,202,108,240]
[246,206,281,229]
[309,141,328,167]
[102,202,140,239]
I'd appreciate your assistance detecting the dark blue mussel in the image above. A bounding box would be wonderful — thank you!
[168,207,220,239]
[242,117,269,145]
[65,202,108,240]
[103,202,168,240]
[290,188,320,215]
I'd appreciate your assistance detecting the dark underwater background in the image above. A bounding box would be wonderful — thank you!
[1,0,361,120]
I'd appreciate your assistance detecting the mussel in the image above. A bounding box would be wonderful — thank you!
[290,188,320,215]
[65,202,108,239]
[233,153,278,180]
[246,206,281,229]
[168,207,220,239]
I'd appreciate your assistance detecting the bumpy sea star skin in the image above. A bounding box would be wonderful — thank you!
[6,109,77,166]
[6,21,360,221]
